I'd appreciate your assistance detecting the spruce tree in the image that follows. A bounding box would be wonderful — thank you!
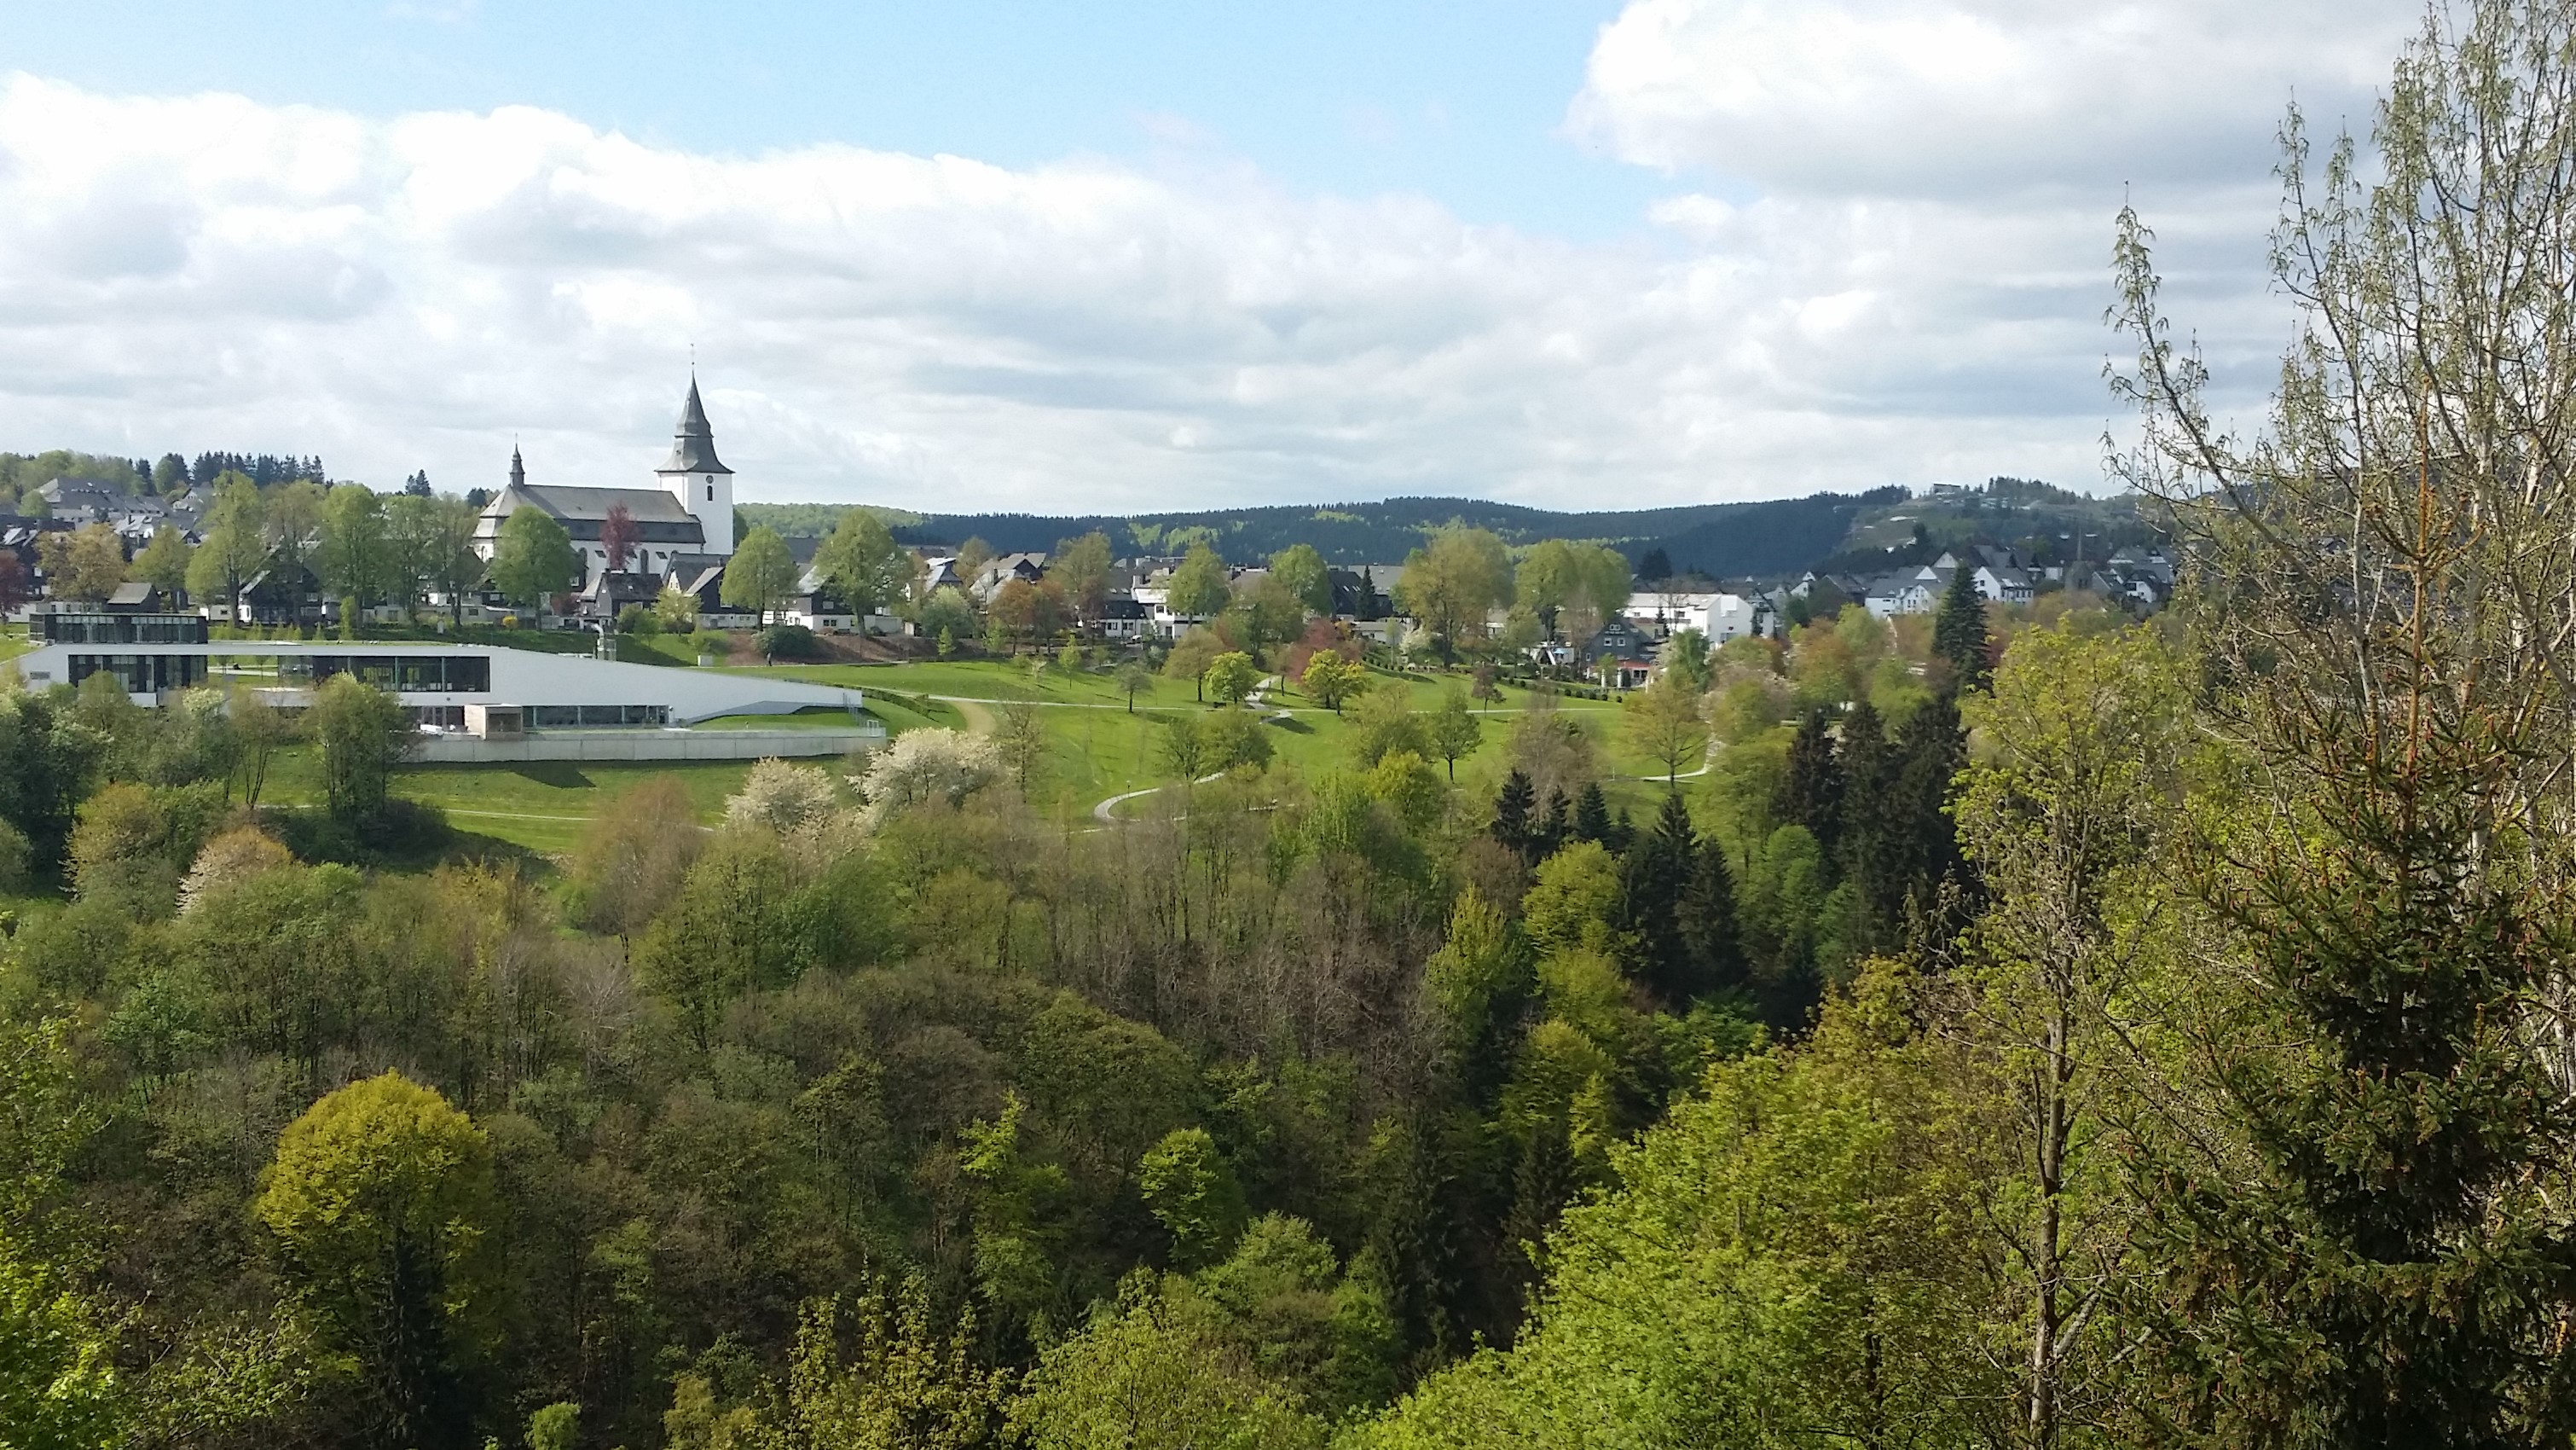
[1491,769,1534,857]
[2108,6,2576,1433]
[1676,834,1745,999]
[1932,563,1991,691]
[1616,792,1697,1006]
[1572,783,1612,847]
[1836,699,1898,937]
[1774,710,1844,859]
[1890,691,1971,924]
[1535,790,1571,861]
[1498,1113,1576,1329]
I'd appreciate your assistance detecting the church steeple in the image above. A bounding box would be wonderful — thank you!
[659,378,731,475]
[509,442,525,490]
[655,374,736,555]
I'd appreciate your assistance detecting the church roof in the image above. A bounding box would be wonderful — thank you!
[474,484,706,546]
[658,379,732,475]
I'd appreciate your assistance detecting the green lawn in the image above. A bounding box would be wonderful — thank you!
[691,706,889,731]
[236,654,1664,854]
[263,748,761,856]
[616,632,714,667]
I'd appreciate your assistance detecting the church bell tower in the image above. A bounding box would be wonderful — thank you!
[656,376,735,555]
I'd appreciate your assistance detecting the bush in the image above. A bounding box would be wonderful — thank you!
[617,603,657,635]
[755,624,820,658]
[269,798,459,868]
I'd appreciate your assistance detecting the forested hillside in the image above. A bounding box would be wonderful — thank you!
[11,8,2576,1450]
[875,489,1907,576]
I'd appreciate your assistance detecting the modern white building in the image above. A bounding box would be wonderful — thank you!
[14,633,866,738]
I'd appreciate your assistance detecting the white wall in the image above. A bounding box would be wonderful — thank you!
[12,641,862,725]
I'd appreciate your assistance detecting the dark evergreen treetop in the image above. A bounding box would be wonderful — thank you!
[1774,710,1844,859]
[1933,566,1992,691]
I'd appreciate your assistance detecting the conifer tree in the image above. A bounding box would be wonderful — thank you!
[1534,789,1571,861]
[1890,691,1971,924]
[1676,833,1745,999]
[1490,769,1535,859]
[2109,3,2576,1436]
[1617,792,1698,1006]
[1774,710,1844,860]
[1933,564,1991,691]
[1572,782,1612,847]
[1836,699,1898,938]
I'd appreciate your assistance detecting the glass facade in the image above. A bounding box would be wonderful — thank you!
[66,653,208,693]
[41,614,207,644]
[530,705,669,727]
[278,654,492,692]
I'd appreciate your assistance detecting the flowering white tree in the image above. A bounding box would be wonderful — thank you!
[724,757,841,835]
[852,728,1003,830]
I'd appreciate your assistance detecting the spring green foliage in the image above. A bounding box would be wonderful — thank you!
[130,525,193,600]
[1396,527,1513,652]
[488,506,576,609]
[254,1072,498,1449]
[722,527,802,624]
[309,675,412,821]
[1267,542,1333,618]
[1165,543,1233,619]
[185,474,267,617]
[816,508,919,617]
[1300,652,1366,712]
[0,1232,124,1450]
[1139,1128,1248,1268]
[1204,651,1260,706]
[1360,965,2007,1450]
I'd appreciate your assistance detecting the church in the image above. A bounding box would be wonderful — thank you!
[474,378,738,594]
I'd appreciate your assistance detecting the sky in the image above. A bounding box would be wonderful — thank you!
[0,0,2423,512]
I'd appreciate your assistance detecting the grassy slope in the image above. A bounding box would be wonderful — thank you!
[287,655,1674,857]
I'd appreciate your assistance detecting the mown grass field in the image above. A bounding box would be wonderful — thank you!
[248,652,1688,856]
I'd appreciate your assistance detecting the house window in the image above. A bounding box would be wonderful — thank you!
[705,483,714,501]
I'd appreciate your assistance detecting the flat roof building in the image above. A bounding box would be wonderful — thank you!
[12,639,866,735]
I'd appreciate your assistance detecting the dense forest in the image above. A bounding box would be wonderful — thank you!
[873,490,1911,577]
[14,7,2576,1449]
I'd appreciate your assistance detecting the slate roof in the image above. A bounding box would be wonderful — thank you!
[475,484,705,546]
[657,379,732,475]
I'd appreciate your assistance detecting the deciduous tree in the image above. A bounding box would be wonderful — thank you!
[255,1072,498,1450]
[489,507,576,613]
[817,508,919,618]
[721,526,801,626]
[1165,543,1233,621]
[1268,542,1332,618]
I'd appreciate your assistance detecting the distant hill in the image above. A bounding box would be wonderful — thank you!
[869,490,1908,579]
[738,479,2153,584]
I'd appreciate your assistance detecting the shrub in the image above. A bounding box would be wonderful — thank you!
[755,623,820,658]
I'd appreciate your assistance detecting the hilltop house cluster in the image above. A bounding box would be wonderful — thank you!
[1798,542,2176,620]
[0,380,761,630]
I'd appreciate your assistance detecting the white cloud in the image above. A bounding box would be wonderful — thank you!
[0,8,2416,514]
[1572,0,2415,196]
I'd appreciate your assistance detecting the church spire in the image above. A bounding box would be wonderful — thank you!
[659,377,732,475]
[509,440,525,490]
